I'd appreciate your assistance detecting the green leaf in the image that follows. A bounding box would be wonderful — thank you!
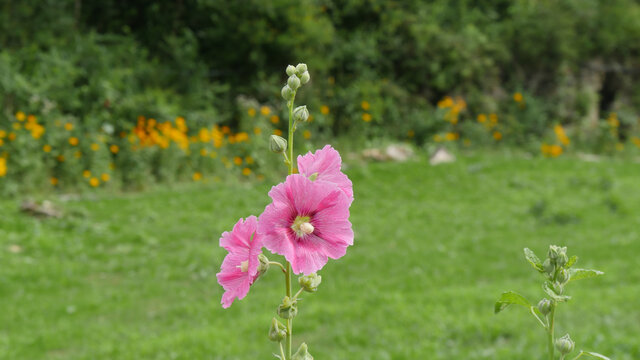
[524,248,544,272]
[564,255,578,268]
[569,268,604,282]
[578,351,611,359]
[542,282,571,302]
[495,291,532,314]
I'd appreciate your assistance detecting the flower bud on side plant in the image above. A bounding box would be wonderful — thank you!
[268,317,287,342]
[281,85,294,101]
[288,75,301,90]
[258,254,270,275]
[556,252,569,268]
[277,296,298,319]
[286,65,296,77]
[543,258,555,276]
[548,245,560,262]
[557,268,570,285]
[270,135,287,154]
[537,298,552,316]
[292,342,313,360]
[293,106,309,122]
[298,273,322,293]
[295,63,308,76]
[555,334,575,355]
[300,71,310,84]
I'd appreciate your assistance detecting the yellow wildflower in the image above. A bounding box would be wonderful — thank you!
[361,101,370,111]
[91,143,99,151]
[193,172,202,181]
[233,156,243,166]
[242,167,251,176]
[248,108,256,117]
[260,106,271,116]
[83,170,91,178]
[273,129,283,136]
[110,145,119,154]
[101,173,110,182]
[69,137,79,146]
[493,131,502,141]
[15,111,26,121]
[89,177,100,187]
[303,130,311,139]
[477,114,487,123]
[320,105,330,115]
[43,144,52,152]
[270,115,280,124]
[513,92,523,103]
[64,123,73,131]
[50,177,58,186]
[362,113,372,122]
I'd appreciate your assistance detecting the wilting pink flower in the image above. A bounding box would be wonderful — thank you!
[216,216,263,308]
[258,174,353,275]
[297,145,353,203]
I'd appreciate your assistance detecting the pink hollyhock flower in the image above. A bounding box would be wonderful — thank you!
[258,174,353,275]
[297,145,353,203]
[216,216,263,308]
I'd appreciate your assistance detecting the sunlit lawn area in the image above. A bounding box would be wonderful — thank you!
[1,151,638,359]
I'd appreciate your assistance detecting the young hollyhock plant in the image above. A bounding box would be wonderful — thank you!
[495,246,609,360]
[216,63,354,359]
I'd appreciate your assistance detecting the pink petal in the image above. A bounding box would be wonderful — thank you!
[298,145,353,202]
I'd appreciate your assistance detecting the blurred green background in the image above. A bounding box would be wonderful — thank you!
[1,1,639,359]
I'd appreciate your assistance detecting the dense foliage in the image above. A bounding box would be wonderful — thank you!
[1,0,640,192]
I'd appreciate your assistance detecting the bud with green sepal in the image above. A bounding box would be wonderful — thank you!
[543,258,555,277]
[556,334,575,355]
[286,65,296,77]
[300,71,310,84]
[295,63,307,77]
[288,75,301,91]
[258,254,270,275]
[557,268,570,285]
[269,318,287,342]
[292,343,313,360]
[293,106,309,123]
[537,298,552,316]
[298,273,322,293]
[281,85,294,101]
[277,296,298,320]
[270,135,287,154]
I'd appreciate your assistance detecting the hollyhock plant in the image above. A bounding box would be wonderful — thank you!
[216,216,264,309]
[215,63,354,359]
[258,173,353,275]
[297,145,354,203]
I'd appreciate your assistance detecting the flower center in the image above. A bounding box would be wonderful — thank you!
[291,216,314,236]
[237,260,249,272]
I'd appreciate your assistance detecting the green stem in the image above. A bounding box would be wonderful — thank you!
[269,261,287,273]
[293,287,304,301]
[548,303,556,360]
[279,342,286,360]
[284,91,297,360]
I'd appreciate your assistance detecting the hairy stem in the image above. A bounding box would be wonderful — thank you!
[284,91,297,360]
[548,303,557,360]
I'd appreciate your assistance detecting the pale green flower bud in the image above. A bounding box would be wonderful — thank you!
[277,296,298,319]
[258,254,270,275]
[557,268,570,285]
[555,334,575,355]
[298,273,322,293]
[288,75,301,90]
[548,245,560,262]
[552,282,564,295]
[293,105,309,122]
[268,317,287,342]
[292,342,313,360]
[537,298,552,316]
[270,135,287,154]
[295,63,308,76]
[286,65,296,77]
[281,85,294,101]
[556,252,569,268]
[543,258,555,275]
[300,71,310,84]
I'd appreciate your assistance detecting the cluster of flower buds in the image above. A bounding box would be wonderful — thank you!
[281,63,310,102]
[542,245,572,295]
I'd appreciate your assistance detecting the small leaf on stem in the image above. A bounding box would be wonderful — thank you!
[495,291,532,314]
[568,269,604,282]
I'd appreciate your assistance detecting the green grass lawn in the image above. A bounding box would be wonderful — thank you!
[1,151,639,359]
